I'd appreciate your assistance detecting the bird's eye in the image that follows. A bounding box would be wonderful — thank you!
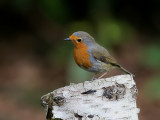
[77,39,81,42]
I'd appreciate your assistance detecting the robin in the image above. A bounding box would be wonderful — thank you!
[64,31,134,79]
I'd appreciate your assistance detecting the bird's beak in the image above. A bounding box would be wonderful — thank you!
[64,38,71,41]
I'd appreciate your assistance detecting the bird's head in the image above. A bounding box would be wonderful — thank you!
[64,31,95,48]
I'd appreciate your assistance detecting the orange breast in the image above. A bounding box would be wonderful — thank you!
[73,45,92,69]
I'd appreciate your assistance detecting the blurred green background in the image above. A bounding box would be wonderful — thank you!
[0,0,160,120]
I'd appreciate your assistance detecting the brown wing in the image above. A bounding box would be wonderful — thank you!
[91,44,135,76]
[91,45,119,66]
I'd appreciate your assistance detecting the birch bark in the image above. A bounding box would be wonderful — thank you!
[41,75,140,120]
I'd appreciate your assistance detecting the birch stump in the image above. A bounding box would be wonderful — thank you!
[41,75,140,120]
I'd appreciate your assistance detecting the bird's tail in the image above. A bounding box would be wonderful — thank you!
[111,63,135,77]
[119,66,135,77]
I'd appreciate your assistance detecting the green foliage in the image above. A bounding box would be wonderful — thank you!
[69,21,94,36]
[12,0,33,12]
[144,75,160,101]
[142,43,160,68]
[47,42,72,67]
[97,19,134,46]
[39,0,69,23]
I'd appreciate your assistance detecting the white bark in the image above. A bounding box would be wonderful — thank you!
[41,75,140,120]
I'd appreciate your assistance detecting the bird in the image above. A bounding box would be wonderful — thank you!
[64,31,134,79]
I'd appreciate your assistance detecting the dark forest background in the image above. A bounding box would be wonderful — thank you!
[0,0,160,120]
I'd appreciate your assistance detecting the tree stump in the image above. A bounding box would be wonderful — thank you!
[41,75,140,120]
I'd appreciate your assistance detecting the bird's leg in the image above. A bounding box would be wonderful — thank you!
[92,73,98,80]
[91,74,95,80]
[98,72,108,79]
